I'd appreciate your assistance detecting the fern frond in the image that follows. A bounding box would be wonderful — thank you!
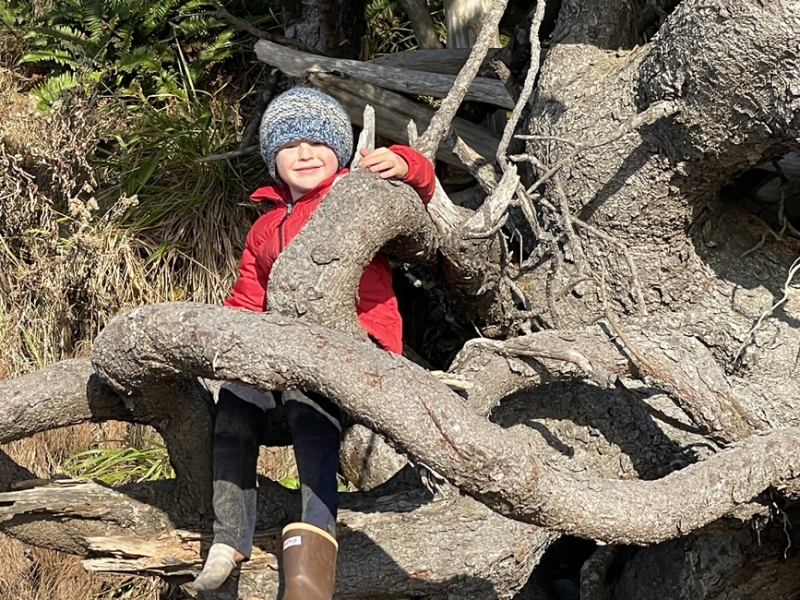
[81,0,105,41]
[195,28,233,63]
[118,47,161,73]
[0,2,31,28]
[31,72,80,110]
[36,24,86,46]
[115,21,134,53]
[19,49,79,67]
[144,0,175,32]
[176,14,223,37]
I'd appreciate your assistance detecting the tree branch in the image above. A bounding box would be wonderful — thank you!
[415,0,511,159]
[397,0,443,50]
[0,358,214,518]
[496,0,547,161]
[0,476,555,599]
[254,40,513,108]
[267,168,438,338]
[90,303,800,544]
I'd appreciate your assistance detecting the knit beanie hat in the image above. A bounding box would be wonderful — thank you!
[259,87,354,182]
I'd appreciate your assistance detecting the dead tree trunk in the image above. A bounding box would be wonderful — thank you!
[280,0,366,58]
[514,0,800,595]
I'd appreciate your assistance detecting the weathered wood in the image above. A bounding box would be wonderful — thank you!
[340,424,407,490]
[0,358,121,443]
[267,168,438,335]
[369,48,501,74]
[415,0,510,159]
[309,71,501,167]
[90,303,800,544]
[443,0,501,49]
[254,39,514,109]
[0,478,554,600]
[0,450,33,493]
[0,358,214,517]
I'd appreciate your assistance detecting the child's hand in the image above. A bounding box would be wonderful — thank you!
[358,147,409,180]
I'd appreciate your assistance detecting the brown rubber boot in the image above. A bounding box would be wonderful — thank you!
[280,523,338,600]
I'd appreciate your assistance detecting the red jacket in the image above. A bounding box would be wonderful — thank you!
[224,145,435,354]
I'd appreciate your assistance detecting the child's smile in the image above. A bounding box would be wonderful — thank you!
[275,140,339,200]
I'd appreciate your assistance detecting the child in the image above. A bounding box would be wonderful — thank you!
[193,87,435,598]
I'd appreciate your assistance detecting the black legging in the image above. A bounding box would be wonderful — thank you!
[212,387,341,558]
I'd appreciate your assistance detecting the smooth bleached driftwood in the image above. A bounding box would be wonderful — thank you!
[254,39,514,109]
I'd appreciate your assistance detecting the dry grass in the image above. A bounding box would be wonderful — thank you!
[259,446,298,482]
[0,21,269,598]
[0,62,198,600]
[0,538,170,600]
[0,87,179,597]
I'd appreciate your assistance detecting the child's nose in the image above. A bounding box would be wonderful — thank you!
[298,143,313,158]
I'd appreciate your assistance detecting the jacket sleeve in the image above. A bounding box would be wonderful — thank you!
[389,144,436,204]
[223,223,269,312]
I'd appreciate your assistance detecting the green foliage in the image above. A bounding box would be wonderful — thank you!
[279,475,300,489]
[92,84,265,301]
[64,438,174,484]
[16,0,236,109]
[0,0,29,32]
[279,475,349,492]
[98,91,247,225]
[26,71,80,108]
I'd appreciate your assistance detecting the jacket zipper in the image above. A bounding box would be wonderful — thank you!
[277,201,293,252]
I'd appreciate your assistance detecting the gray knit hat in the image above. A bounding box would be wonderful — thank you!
[259,87,353,182]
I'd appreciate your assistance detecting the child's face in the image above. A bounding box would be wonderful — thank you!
[275,140,339,200]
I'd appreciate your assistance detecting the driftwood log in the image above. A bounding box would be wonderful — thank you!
[253,39,514,109]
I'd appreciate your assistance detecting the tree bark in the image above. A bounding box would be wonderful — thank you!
[0,477,554,599]
[0,358,214,519]
[280,0,366,58]
[89,303,800,545]
[398,0,443,50]
[512,0,800,594]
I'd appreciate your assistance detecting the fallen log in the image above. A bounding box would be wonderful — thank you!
[254,39,514,109]
[0,478,555,599]
[369,48,501,75]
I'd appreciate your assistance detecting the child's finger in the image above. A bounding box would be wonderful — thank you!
[366,159,395,172]
[377,166,401,179]
[359,147,389,160]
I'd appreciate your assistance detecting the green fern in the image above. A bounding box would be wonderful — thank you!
[19,48,79,67]
[81,0,104,42]
[114,21,134,54]
[117,47,161,73]
[194,28,233,65]
[30,71,80,110]
[144,0,175,32]
[16,0,246,109]
[34,24,85,45]
[0,2,29,29]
